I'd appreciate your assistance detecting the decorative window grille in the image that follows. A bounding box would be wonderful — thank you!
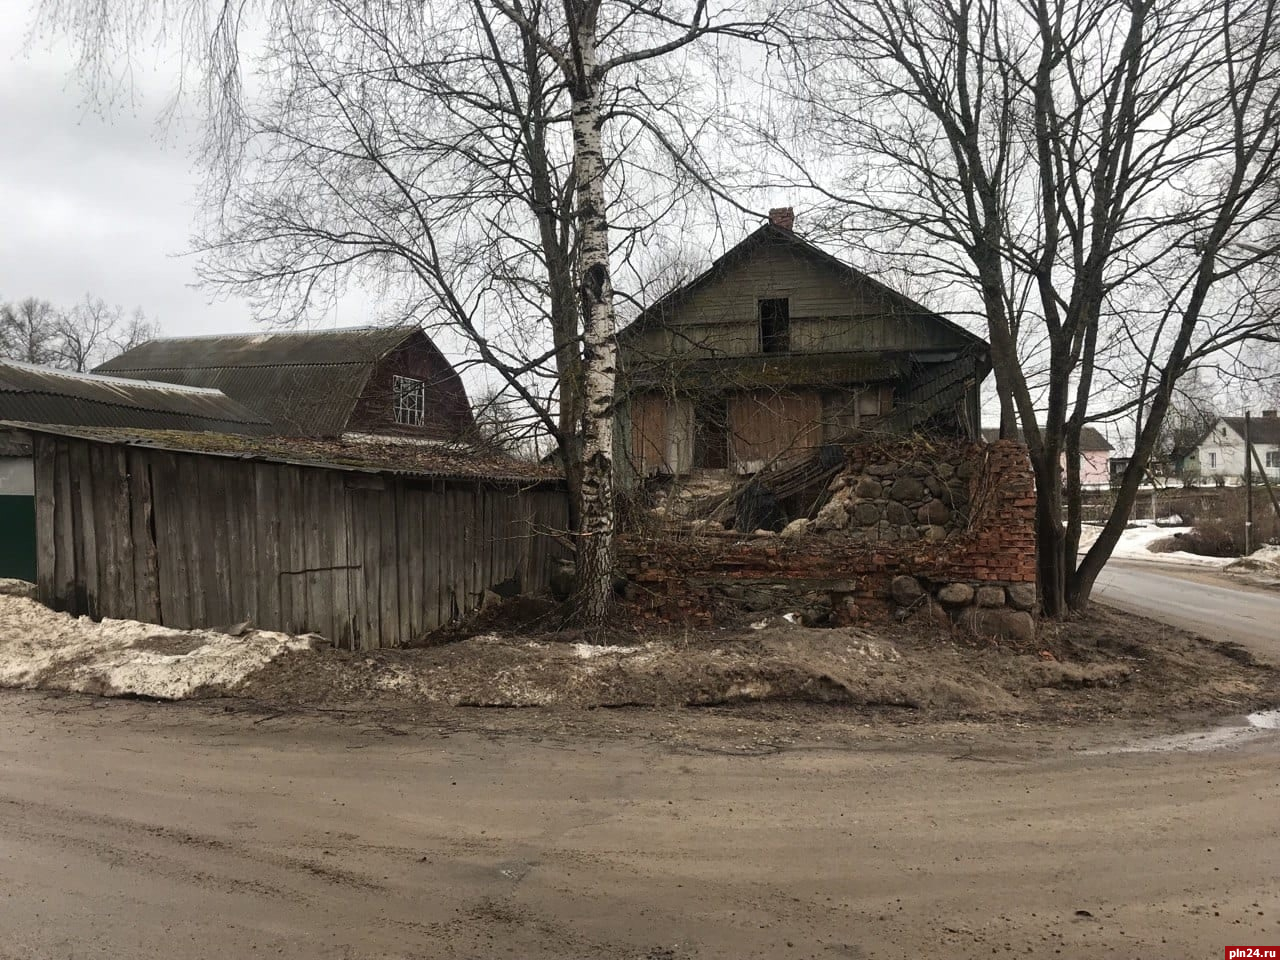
[393,375,425,426]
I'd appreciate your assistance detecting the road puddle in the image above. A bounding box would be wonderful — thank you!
[1094,708,1280,754]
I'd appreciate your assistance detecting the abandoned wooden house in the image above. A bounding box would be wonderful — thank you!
[10,422,567,649]
[617,209,990,481]
[0,359,273,581]
[96,324,475,441]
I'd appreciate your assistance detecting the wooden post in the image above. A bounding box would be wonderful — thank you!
[1244,411,1253,556]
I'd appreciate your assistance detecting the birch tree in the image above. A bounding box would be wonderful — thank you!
[787,0,1280,615]
[36,0,774,622]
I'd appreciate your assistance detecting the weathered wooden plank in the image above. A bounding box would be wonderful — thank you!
[107,445,134,618]
[253,462,283,632]
[150,452,191,628]
[230,459,256,626]
[280,465,305,633]
[68,440,99,618]
[127,450,162,624]
[51,441,76,612]
[343,486,370,650]
[376,483,399,647]
[419,481,443,631]
[363,491,384,648]
[33,437,57,606]
[324,474,352,648]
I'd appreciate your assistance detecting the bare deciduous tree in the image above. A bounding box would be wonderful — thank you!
[1,294,157,370]
[786,0,1280,615]
[36,0,775,623]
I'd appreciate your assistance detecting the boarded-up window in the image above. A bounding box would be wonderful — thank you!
[821,386,894,441]
[759,298,790,353]
[693,398,730,469]
[728,391,823,469]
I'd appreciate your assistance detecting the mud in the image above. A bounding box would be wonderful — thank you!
[1,689,1277,960]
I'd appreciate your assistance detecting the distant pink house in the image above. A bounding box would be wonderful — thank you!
[982,426,1114,488]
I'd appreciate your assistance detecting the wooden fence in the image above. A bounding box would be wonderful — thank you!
[33,434,569,649]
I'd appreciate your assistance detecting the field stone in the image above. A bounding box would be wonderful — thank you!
[1006,583,1037,611]
[812,500,849,532]
[890,575,925,606]
[936,462,955,479]
[917,500,951,525]
[958,608,1036,642]
[829,476,848,492]
[884,501,913,525]
[898,525,920,541]
[975,585,1006,607]
[854,502,881,526]
[937,582,975,605]
[956,460,979,479]
[876,521,900,542]
[867,463,897,477]
[780,518,811,539]
[923,524,949,541]
[890,477,925,502]
[854,476,882,498]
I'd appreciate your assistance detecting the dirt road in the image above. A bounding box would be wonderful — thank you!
[2,692,1277,959]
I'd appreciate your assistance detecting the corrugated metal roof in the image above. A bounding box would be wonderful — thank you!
[95,325,423,437]
[981,426,1114,452]
[0,359,274,434]
[2,421,562,485]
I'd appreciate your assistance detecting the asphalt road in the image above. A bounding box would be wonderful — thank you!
[1092,560,1280,664]
[1,691,1278,960]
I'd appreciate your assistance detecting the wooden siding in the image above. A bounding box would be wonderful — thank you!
[629,243,970,359]
[347,329,476,439]
[34,436,568,650]
[728,391,824,468]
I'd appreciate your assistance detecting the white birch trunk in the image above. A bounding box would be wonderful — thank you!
[567,10,618,624]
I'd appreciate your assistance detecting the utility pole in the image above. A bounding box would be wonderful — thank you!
[1244,411,1253,556]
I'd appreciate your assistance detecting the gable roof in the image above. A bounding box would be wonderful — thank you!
[95,325,432,436]
[619,222,987,349]
[0,359,273,434]
[981,426,1114,452]
[1204,415,1280,447]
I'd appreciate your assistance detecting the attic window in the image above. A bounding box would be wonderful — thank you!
[393,375,425,426]
[759,298,790,353]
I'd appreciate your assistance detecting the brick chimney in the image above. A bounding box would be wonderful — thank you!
[768,207,795,232]
[1263,409,1278,418]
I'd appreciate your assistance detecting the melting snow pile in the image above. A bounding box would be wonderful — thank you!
[1227,544,1280,574]
[1076,521,1234,567]
[0,590,316,699]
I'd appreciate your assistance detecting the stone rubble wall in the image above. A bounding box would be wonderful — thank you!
[619,440,1039,640]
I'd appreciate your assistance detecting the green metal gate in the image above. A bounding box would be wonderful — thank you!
[0,495,37,582]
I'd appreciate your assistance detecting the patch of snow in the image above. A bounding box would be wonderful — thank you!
[1077,521,1234,568]
[0,594,315,700]
[781,612,802,625]
[1247,707,1280,729]
[571,643,639,659]
[1227,544,1280,574]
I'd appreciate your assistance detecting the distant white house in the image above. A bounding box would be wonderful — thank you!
[1186,412,1280,481]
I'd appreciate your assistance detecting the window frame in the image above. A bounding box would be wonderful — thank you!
[392,374,426,427]
[1267,450,1280,469]
[758,297,791,354]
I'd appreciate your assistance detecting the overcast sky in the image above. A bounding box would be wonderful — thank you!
[0,0,377,339]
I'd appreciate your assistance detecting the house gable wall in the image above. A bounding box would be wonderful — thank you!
[348,330,476,440]
[1191,420,1280,477]
[629,241,972,360]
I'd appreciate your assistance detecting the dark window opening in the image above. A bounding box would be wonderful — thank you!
[759,297,790,353]
[693,398,730,469]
